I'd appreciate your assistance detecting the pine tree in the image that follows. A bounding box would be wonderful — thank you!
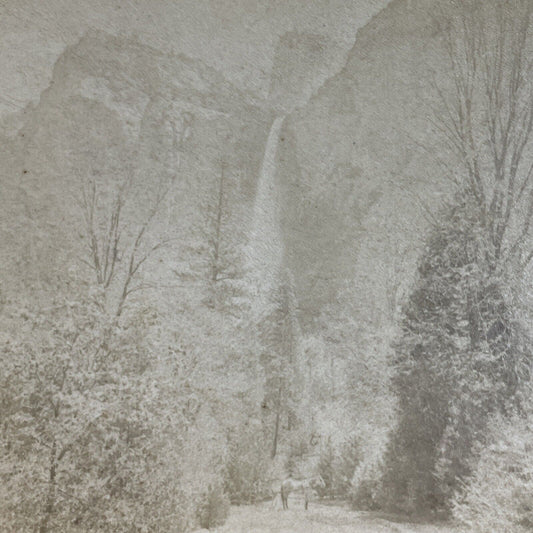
[379,193,531,515]
[258,272,303,458]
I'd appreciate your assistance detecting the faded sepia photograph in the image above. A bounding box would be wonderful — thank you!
[2,1,533,531]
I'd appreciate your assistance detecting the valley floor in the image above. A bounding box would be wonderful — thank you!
[214,499,462,533]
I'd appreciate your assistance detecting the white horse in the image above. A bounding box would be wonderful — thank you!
[280,475,325,510]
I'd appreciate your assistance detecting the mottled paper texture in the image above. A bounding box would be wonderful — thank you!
[2,1,533,532]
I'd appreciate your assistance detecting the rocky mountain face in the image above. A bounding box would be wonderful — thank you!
[276,0,449,330]
[268,31,339,114]
[0,30,272,299]
[1,0,452,336]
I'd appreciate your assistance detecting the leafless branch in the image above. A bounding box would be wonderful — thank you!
[432,1,533,267]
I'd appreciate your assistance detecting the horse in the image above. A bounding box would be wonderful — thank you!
[280,475,325,510]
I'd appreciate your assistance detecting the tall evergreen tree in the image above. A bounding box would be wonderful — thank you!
[258,272,303,458]
[379,193,531,515]
[375,1,533,516]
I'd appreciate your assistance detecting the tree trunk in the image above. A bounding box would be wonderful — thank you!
[467,290,482,350]
[211,163,225,284]
[271,384,282,458]
[39,440,57,533]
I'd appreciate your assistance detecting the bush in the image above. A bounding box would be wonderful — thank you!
[284,432,311,479]
[317,440,336,497]
[337,436,361,496]
[351,458,384,511]
[317,435,361,499]
[352,477,382,511]
[196,485,230,530]
[224,426,271,503]
[452,411,533,533]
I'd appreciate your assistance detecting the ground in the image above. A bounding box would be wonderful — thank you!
[211,497,462,533]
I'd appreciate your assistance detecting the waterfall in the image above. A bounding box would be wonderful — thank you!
[247,115,286,312]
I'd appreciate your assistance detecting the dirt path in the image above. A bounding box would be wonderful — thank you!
[214,500,461,533]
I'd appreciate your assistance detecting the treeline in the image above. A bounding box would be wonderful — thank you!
[353,2,533,531]
[0,137,367,530]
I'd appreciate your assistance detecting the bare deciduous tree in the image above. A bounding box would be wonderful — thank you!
[434,0,533,269]
[78,173,172,318]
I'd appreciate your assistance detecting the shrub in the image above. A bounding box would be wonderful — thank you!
[317,440,336,497]
[317,435,361,499]
[196,485,230,530]
[284,432,311,479]
[452,411,533,533]
[224,426,271,503]
[337,436,361,496]
[351,459,384,511]
[352,477,382,511]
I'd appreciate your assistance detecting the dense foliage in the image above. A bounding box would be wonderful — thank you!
[378,194,531,515]
[452,405,533,532]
